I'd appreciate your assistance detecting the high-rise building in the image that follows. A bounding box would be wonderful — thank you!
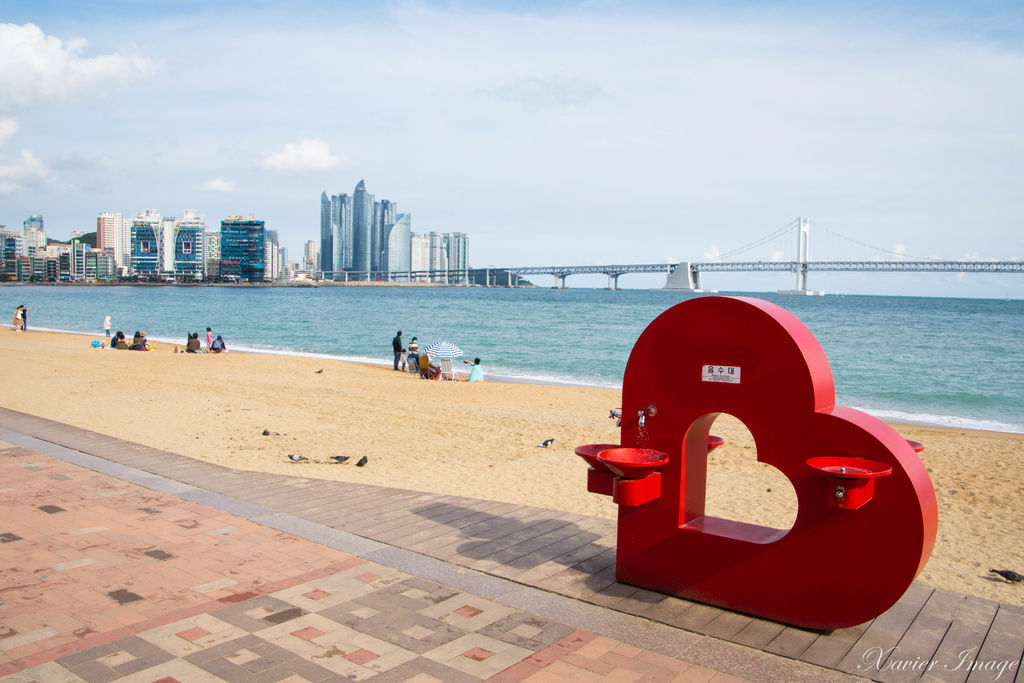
[220,215,266,282]
[160,217,176,273]
[372,199,397,273]
[304,240,317,264]
[130,209,162,278]
[319,192,332,273]
[351,179,373,273]
[386,214,412,276]
[204,229,221,279]
[265,229,280,280]
[97,212,130,272]
[22,215,46,255]
[173,211,206,281]
[410,233,430,279]
[445,232,468,276]
[320,191,353,276]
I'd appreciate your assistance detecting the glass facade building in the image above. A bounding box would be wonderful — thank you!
[386,213,412,275]
[351,179,373,273]
[173,224,205,280]
[130,222,161,277]
[220,216,266,282]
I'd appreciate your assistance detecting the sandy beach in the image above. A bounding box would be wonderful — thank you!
[2,328,1022,608]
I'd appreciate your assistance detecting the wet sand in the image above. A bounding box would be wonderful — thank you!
[2,328,1022,606]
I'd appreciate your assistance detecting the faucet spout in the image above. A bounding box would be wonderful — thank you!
[638,410,646,428]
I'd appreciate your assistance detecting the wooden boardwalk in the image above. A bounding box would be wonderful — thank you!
[1,406,1021,683]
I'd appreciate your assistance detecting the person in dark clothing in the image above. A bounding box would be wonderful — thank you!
[392,331,404,370]
[211,335,226,353]
[186,332,201,353]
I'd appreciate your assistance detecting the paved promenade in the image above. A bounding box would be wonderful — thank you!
[1,406,1020,682]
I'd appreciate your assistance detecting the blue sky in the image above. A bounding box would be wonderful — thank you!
[1,1,1022,296]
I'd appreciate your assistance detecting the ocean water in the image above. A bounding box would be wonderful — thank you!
[2,285,1021,433]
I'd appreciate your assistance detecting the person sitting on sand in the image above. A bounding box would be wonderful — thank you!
[186,332,201,353]
[407,337,420,373]
[210,335,227,353]
[419,353,440,379]
[113,331,129,350]
[464,357,483,382]
[130,330,148,351]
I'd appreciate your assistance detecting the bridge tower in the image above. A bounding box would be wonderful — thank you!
[779,216,823,295]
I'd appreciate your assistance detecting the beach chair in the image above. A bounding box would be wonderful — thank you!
[439,358,455,381]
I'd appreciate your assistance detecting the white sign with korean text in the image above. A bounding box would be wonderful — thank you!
[703,365,741,384]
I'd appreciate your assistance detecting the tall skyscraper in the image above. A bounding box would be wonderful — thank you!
[386,213,412,275]
[372,199,397,273]
[220,214,266,282]
[22,215,46,255]
[304,240,317,264]
[319,192,332,273]
[265,229,280,280]
[96,212,130,271]
[351,179,373,273]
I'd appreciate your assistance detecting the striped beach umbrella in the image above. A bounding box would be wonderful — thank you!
[424,341,463,359]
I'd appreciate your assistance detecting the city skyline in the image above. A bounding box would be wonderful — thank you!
[1,2,1022,296]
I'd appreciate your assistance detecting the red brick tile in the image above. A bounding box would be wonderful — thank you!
[345,648,379,664]
[462,646,495,661]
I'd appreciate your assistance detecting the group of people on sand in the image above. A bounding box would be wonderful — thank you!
[184,327,226,353]
[99,316,226,353]
[108,330,150,351]
[391,330,482,381]
[12,304,33,332]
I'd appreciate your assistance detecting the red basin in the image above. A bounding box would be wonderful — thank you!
[598,447,670,479]
[574,443,621,471]
[806,456,893,479]
[708,435,725,450]
[906,439,924,453]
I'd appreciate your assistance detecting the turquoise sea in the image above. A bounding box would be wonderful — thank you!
[2,285,1022,433]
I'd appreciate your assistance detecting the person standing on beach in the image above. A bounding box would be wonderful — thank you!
[13,306,22,332]
[205,327,213,352]
[392,331,404,370]
[103,315,111,337]
[19,305,32,331]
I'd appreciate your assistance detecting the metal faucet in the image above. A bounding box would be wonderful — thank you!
[637,405,657,428]
[609,409,622,426]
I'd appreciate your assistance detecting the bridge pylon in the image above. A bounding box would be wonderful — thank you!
[778,217,824,295]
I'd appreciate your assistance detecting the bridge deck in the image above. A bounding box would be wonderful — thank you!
[1,406,1021,683]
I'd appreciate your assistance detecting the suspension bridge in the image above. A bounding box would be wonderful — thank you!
[493,217,1024,293]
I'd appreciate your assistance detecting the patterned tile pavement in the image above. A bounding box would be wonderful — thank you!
[0,439,754,681]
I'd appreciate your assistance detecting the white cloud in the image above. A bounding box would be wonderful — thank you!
[260,139,346,172]
[0,23,155,112]
[0,117,17,146]
[198,177,236,192]
[0,149,54,195]
[770,250,785,261]
[703,245,721,261]
[892,243,907,260]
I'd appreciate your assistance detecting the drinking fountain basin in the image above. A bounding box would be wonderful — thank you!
[597,448,670,480]
[806,456,893,510]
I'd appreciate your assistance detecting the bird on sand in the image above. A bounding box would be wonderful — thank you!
[331,455,350,464]
[315,369,324,374]
[537,438,554,448]
[355,456,368,467]
[287,454,307,462]
[990,569,1024,583]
